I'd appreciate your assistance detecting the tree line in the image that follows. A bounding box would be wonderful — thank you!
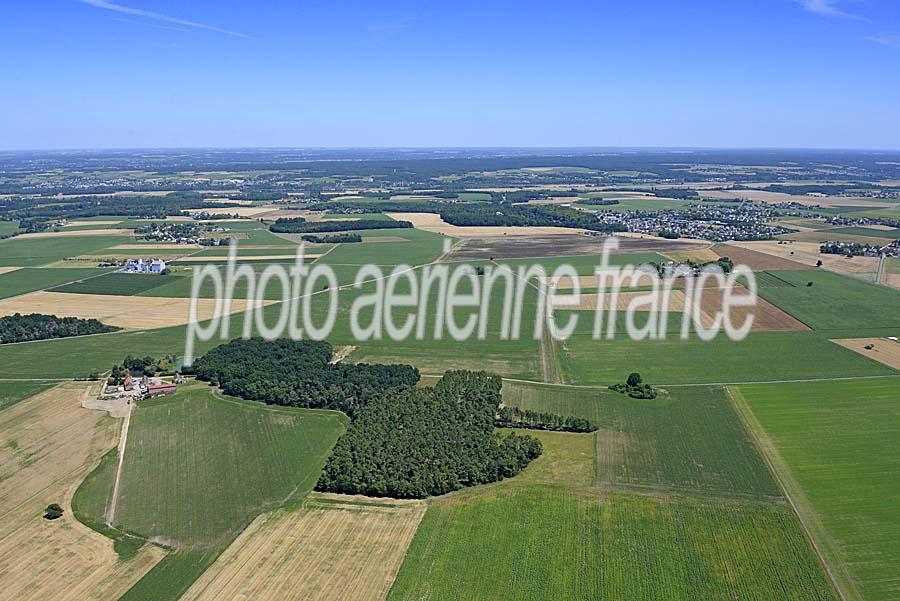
[495,406,597,433]
[0,313,119,344]
[269,218,412,234]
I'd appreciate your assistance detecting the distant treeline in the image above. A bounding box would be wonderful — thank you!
[577,197,620,206]
[300,233,363,243]
[737,184,868,196]
[495,406,597,433]
[0,191,231,222]
[307,200,626,233]
[0,313,119,344]
[317,371,543,498]
[269,218,412,234]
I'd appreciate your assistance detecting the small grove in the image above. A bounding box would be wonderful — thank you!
[0,312,119,344]
[186,338,551,498]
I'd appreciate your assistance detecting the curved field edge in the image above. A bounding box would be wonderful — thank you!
[71,384,348,601]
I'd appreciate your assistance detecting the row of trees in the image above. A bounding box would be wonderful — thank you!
[316,371,543,498]
[269,218,412,234]
[300,233,363,244]
[0,313,118,344]
[495,406,597,433]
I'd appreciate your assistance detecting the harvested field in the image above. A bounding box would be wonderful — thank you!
[696,289,809,332]
[386,212,589,237]
[553,289,689,312]
[12,229,133,239]
[662,247,721,263]
[729,240,881,276]
[185,206,275,218]
[831,338,900,370]
[0,267,21,276]
[713,243,809,270]
[181,494,425,601]
[0,382,164,601]
[449,233,705,260]
[0,291,273,329]
[702,189,888,207]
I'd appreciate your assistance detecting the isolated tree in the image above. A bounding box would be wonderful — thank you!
[627,372,642,387]
[43,503,63,520]
[816,259,823,267]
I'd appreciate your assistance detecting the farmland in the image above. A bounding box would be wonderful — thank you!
[732,378,900,601]
[74,383,347,600]
[0,379,55,411]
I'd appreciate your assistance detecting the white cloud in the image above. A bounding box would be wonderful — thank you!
[78,0,248,38]
[796,0,863,20]
[866,33,900,47]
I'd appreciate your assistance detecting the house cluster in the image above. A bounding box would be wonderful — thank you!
[136,221,229,245]
[102,373,185,401]
[588,203,793,242]
[819,240,900,258]
[122,257,166,273]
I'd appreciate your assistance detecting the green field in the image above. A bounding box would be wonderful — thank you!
[759,270,900,333]
[73,383,346,600]
[0,379,55,411]
[0,234,128,267]
[732,378,900,601]
[503,382,779,498]
[0,266,112,299]
[388,486,836,601]
[561,331,894,385]
[826,226,900,240]
[51,272,182,295]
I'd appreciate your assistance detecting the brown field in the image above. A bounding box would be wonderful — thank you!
[180,494,426,601]
[448,233,704,260]
[0,291,274,329]
[662,247,721,263]
[0,267,22,276]
[553,285,806,332]
[713,243,809,270]
[728,240,880,276]
[11,229,133,239]
[831,338,900,370]
[0,382,164,601]
[386,212,589,237]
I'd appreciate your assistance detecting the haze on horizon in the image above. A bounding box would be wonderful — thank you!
[2,0,899,151]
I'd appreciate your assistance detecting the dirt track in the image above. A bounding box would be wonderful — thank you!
[0,382,163,601]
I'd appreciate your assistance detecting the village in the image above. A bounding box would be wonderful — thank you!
[100,371,186,402]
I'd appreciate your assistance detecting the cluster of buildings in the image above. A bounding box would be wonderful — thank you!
[123,257,166,273]
[102,373,185,401]
[820,240,900,258]
[136,221,230,245]
[588,203,793,242]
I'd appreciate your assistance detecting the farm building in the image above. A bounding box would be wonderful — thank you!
[123,258,166,273]
[146,382,177,397]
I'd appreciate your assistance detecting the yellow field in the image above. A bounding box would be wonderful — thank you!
[181,494,426,601]
[831,338,900,370]
[663,247,721,263]
[0,267,22,275]
[386,212,589,237]
[702,189,888,208]
[185,206,275,217]
[730,240,880,276]
[0,291,274,329]
[0,382,164,601]
[110,244,201,250]
[553,289,690,312]
[12,229,133,239]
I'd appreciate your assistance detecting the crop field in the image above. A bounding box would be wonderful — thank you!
[831,337,900,370]
[447,232,702,260]
[757,270,900,333]
[502,382,780,497]
[51,272,182,296]
[0,235,128,267]
[0,266,111,299]
[712,243,809,270]
[181,494,426,601]
[388,486,836,601]
[0,382,165,601]
[0,379,55,411]
[733,241,882,278]
[731,378,900,601]
[0,290,273,329]
[75,384,347,600]
[561,331,894,385]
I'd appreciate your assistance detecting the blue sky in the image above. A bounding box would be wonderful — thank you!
[1,0,899,149]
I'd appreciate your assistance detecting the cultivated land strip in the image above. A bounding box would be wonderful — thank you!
[727,386,854,601]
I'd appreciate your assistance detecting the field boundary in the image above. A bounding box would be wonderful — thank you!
[726,385,857,601]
